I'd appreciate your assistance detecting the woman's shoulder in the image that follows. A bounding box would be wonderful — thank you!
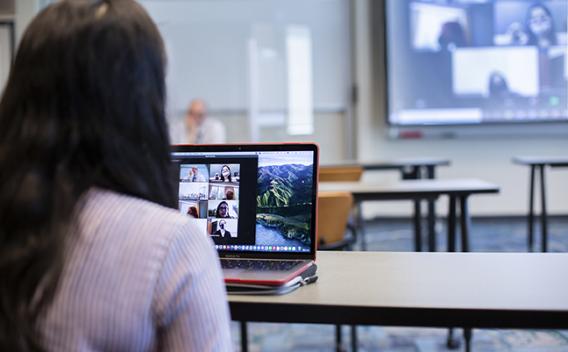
[77,188,201,252]
[43,188,222,350]
[84,188,185,221]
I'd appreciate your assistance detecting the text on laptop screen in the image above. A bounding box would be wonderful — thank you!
[171,150,315,254]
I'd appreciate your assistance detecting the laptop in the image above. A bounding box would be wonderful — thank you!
[171,143,319,286]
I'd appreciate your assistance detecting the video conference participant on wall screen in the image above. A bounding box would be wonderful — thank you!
[386,0,567,125]
[0,1,232,351]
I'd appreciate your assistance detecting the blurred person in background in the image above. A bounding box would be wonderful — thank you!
[185,99,226,144]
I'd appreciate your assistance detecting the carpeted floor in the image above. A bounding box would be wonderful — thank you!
[230,216,568,351]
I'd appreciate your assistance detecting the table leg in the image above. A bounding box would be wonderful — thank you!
[446,327,460,349]
[335,325,342,351]
[528,166,535,252]
[446,196,459,349]
[426,166,437,252]
[356,203,367,251]
[240,321,248,352]
[447,196,457,252]
[540,166,548,252]
[413,200,422,252]
[464,328,473,352]
[403,166,423,253]
[351,325,358,352]
[459,196,470,252]
[427,199,436,252]
[401,166,420,180]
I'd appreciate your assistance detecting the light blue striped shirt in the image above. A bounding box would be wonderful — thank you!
[41,188,232,351]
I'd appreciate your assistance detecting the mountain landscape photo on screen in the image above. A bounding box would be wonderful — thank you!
[255,154,314,250]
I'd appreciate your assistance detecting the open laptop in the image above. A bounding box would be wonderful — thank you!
[171,143,319,286]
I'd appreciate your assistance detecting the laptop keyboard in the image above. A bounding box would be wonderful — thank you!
[221,259,304,271]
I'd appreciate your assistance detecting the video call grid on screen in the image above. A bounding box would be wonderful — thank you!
[173,150,315,254]
[385,0,568,126]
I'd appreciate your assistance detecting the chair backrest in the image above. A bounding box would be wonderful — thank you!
[317,191,354,246]
[319,165,363,182]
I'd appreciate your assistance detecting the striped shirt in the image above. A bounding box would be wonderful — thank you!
[41,188,233,351]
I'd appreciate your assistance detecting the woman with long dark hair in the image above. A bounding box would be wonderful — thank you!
[215,201,231,218]
[0,0,231,350]
[220,165,233,182]
[525,3,557,48]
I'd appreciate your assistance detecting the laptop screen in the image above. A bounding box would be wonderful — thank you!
[171,145,318,257]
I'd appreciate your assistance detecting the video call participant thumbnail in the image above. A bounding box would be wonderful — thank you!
[180,164,209,182]
[178,182,208,201]
[209,184,238,200]
[209,200,238,219]
[209,219,238,245]
[179,200,208,219]
[210,164,240,183]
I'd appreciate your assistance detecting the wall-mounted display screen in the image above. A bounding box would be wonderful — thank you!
[386,0,568,126]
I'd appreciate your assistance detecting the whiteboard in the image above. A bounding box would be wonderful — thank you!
[139,0,351,113]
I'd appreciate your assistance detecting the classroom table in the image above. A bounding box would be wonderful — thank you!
[513,156,568,252]
[323,158,450,251]
[319,179,500,253]
[230,251,568,352]
[324,157,450,174]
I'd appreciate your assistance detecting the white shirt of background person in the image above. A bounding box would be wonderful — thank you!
[184,99,226,144]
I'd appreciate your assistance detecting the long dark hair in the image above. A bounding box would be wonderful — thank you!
[525,3,557,47]
[215,201,230,218]
[220,164,232,182]
[0,0,175,349]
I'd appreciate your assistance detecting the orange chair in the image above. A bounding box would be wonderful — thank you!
[317,191,357,250]
[319,165,363,182]
[319,164,363,247]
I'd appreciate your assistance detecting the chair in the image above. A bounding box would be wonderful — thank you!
[320,163,365,245]
[317,191,358,352]
[317,191,356,250]
[319,165,363,182]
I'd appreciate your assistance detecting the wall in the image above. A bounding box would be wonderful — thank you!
[141,0,351,113]
[169,111,348,163]
[14,0,39,43]
[354,0,568,218]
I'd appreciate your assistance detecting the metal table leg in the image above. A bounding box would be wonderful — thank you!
[446,327,460,349]
[446,195,459,349]
[464,328,473,352]
[335,324,342,351]
[413,200,423,252]
[460,199,474,350]
[356,203,367,251]
[539,165,548,252]
[459,196,470,252]
[351,325,358,352]
[403,166,422,252]
[240,321,248,352]
[461,197,474,350]
[528,166,535,252]
[447,196,457,252]
[426,166,437,252]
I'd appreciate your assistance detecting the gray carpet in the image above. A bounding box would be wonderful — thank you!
[230,216,568,351]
